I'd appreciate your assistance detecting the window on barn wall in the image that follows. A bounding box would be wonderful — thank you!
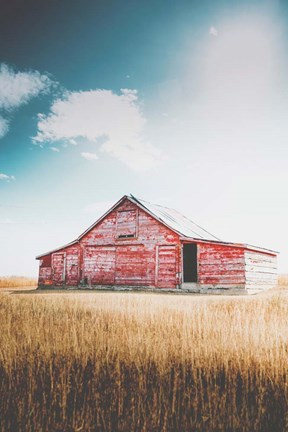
[116,210,137,238]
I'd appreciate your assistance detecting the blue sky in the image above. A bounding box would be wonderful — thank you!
[1,0,288,276]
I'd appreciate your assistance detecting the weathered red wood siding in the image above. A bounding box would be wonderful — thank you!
[197,243,245,287]
[37,197,277,293]
[38,244,80,287]
[64,244,80,286]
[38,254,53,286]
[79,198,180,288]
[38,198,181,289]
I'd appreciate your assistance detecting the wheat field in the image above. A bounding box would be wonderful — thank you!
[1,289,288,431]
[0,276,37,288]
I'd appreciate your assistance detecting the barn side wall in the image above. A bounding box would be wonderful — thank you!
[244,250,278,294]
[181,242,246,294]
[38,254,53,287]
[38,244,80,288]
[198,243,246,287]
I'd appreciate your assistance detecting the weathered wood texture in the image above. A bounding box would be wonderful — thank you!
[39,199,180,289]
[37,196,278,293]
[198,244,246,286]
[80,200,179,288]
[39,244,79,286]
[244,250,278,293]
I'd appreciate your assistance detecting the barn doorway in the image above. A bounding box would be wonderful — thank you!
[183,244,198,282]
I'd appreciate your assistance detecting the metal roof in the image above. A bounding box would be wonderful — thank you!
[130,195,220,241]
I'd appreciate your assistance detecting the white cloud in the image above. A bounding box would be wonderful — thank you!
[50,147,60,152]
[209,26,218,37]
[0,64,52,111]
[0,173,15,181]
[33,88,161,171]
[81,152,98,160]
[0,117,9,138]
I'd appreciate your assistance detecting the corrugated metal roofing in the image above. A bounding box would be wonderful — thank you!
[131,195,221,241]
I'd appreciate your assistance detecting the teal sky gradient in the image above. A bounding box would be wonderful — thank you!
[1,0,288,276]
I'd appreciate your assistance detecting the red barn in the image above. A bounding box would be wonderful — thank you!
[36,195,278,294]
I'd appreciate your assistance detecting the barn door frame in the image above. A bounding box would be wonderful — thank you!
[52,252,66,284]
[155,244,177,288]
[182,243,198,283]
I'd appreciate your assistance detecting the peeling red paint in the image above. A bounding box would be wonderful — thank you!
[37,195,278,293]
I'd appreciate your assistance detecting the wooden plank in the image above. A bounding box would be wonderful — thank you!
[115,245,154,286]
[198,243,245,286]
[245,266,277,274]
[245,251,277,265]
[200,259,244,265]
[52,252,66,285]
[157,245,177,288]
[83,246,116,285]
[200,264,245,271]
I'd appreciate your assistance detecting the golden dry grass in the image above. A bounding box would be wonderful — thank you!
[1,290,288,431]
[278,274,288,286]
[0,276,37,288]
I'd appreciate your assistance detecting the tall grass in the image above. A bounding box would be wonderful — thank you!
[0,291,288,431]
[0,276,37,288]
[278,274,288,286]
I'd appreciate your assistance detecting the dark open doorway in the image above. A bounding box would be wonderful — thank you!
[183,243,198,282]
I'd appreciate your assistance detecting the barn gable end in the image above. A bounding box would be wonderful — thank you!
[78,198,180,288]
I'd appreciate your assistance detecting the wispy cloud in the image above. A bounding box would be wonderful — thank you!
[81,152,98,160]
[0,116,9,138]
[209,26,218,37]
[0,63,52,111]
[0,63,54,139]
[50,147,60,152]
[33,88,161,171]
[0,173,15,181]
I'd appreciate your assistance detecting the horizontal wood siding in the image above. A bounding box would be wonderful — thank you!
[52,252,66,286]
[115,245,154,286]
[83,246,116,285]
[39,244,80,287]
[244,250,277,292]
[65,245,79,286]
[157,245,177,288]
[38,261,52,286]
[79,199,180,288]
[37,196,277,293]
[116,210,137,237]
[198,244,245,286]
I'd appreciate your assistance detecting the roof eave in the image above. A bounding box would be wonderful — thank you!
[179,237,279,255]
